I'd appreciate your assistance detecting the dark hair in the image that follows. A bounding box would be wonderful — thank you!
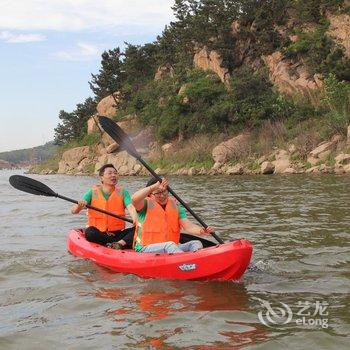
[146,177,159,187]
[99,163,117,176]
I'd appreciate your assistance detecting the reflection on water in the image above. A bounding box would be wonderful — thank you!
[0,169,349,349]
[86,268,268,349]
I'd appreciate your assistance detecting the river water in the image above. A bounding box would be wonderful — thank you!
[0,169,349,349]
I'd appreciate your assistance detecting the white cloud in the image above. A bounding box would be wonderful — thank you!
[54,42,100,61]
[0,30,45,43]
[0,0,174,32]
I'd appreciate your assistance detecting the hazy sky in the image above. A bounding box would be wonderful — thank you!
[0,0,174,152]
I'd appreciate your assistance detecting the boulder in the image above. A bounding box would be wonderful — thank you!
[87,115,100,134]
[261,161,275,174]
[188,167,198,176]
[101,131,116,147]
[96,142,107,155]
[96,92,120,117]
[95,151,139,176]
[306,166,320,173]
[310,141,336,157]
[258,155,268,165]
[161,143,176,154]
[307,156,319,167]
[58,146,91,174]
[262,51,323,99]
[334,164,345,174]
[212,132,250,167]
[175,168,189,175]
[226,164,244,175]
[106,142,119,154]
[318,164,332,173]
[283,167,298,174]
[335,153,350,165]
[77,158,93,173]
[317,150,331,161]
[273,150,291,174]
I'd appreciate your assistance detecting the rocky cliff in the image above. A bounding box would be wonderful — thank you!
[43,11,350,177]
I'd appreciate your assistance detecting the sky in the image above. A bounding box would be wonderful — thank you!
[0,0,175,152]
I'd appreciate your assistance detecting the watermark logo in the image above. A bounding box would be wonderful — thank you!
[255,298,329,329]
[257,299,293,327]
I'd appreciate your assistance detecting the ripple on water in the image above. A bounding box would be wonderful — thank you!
[1,171,349,348]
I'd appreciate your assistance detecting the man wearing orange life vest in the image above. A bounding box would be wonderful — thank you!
[71,164,138,249]
[131,178,214,253]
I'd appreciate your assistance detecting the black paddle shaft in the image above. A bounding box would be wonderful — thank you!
[8,175,132,224]
[137,157,224,244]
[57,194,133,223]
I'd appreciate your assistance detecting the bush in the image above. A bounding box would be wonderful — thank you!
[149,134,221,170]
[322,73,350,134]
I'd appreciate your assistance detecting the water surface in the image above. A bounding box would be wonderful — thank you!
[0,170,349,349]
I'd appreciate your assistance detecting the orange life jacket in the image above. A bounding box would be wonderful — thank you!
[134,197,180,247]
[87,185,125,232]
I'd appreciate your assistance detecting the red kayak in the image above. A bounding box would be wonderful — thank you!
[67,229,253,281]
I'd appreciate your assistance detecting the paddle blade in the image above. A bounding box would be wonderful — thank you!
[98,115,139,158]
[9,175,56,197]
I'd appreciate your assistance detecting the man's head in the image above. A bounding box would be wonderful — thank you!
[146,177,169,205]
[99,164,118,185]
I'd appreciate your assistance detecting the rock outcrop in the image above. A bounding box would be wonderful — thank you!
[95,151,142,176]
[96,92,120,117]
[272,149,291,174]
[263,51,323,99]
[87,115,100,134]
[93,124,155,175]
[212,132,250,168]
[58,146,94,174]
[193,46,230,85]
[307,139,339,166]
[327,13,350,59]
[261,161,275,174]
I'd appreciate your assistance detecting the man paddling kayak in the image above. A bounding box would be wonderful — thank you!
[131,178,214,253]
[71,164,138,249]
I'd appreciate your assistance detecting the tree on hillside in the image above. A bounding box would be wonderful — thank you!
[158,0,241,73]
[89,48,125,100]
[122,43,158,92]
[54,97,96,145]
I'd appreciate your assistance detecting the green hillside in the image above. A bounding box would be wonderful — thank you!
[53,0,349,146]
[36,0,350,174]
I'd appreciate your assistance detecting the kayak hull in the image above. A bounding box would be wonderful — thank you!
[67,229,253,281]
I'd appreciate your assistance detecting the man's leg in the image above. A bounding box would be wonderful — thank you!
[178,240,203,252]
[140,241,183,254]
[113,227,135,248]
[85,226,118,245]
